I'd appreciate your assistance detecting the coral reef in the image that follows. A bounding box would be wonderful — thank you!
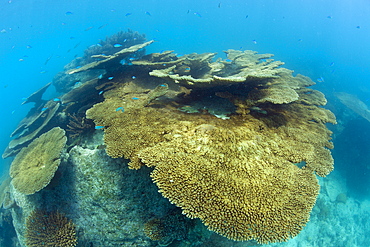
[9,127,67,195]
[148,50,285,88]
[0,175,12,209]
[336,92,370,122]
[65,113,94,142]
[86,45,335,244]
[66,40,154,75]
[144,209,191,246]
[53,30,147,93]
[3,38,337,246]
[3,100,60,159]
[25,209,77,247]
[82,29,146,64]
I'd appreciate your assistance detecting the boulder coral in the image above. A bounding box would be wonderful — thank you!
[9,127,67,195]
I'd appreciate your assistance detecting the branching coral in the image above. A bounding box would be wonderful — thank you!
[10,127,67,195]
[25,210,77,247]
[65,113,93,140]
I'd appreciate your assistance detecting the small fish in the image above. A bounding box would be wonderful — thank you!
[74,41,81,49]
[329,62,335,66]
[125,13,132,17]
[218,3,221,8]
[70,36,75,39]
[160,84,167,87]
[113,44,122,48]
[225,59,232,62]
[98,24,108,29]
[298,39,302,42]
[84,26,93,31]
[317,76,325,83]
[65,11,73,15]
[184,67,191,71]
[11,110,15,114]
[75,66,81,69]
[327,15,332,19]
[40,70,47,74]
[246,15,249,18]
[187,10,190,14]
[44,55,53,65]
[98,74,103,79]
[145,11,151,16]
[95,126,104,130]
[41,107,48,112]
[252,40,257,44]
[132,97,139,100]
[194,12,202,18]
[123,39,127,42]
[99,91,104,95]
[53,98,61,102]
[115,107,124,112]
[108,76,114,80]
[26,45,32,49]
[132,76,136,79]
[19,58,24,62]
[356,25,360,29]
[74,81,81,86]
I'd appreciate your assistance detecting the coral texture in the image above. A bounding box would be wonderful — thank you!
[25,210,77,247]
[9,127,67,195]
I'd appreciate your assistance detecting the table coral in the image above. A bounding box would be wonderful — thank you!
[9,127,67,195]
[86,47,335,244]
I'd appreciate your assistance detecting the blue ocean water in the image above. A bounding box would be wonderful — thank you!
[1,0,370,246]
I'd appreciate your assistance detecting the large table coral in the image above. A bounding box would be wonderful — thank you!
[9,127,67,195]
[86,47,336,244]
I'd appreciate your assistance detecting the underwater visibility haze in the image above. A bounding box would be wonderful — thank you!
[0,0,370,246]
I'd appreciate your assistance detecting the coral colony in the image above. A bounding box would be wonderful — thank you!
[1,30,335,246]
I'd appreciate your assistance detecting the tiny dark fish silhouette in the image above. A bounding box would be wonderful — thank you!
[218,3,221,8]
[145,11,151,16]
[84,26,93,31]
[44,55,53,65]
[125,13,132,17]
[65,11,73,16]
[98,24,108,29]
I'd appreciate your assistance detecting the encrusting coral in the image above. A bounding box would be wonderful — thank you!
[9,127,67,195]
[86,46,336,244]
[25,209,77,247]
